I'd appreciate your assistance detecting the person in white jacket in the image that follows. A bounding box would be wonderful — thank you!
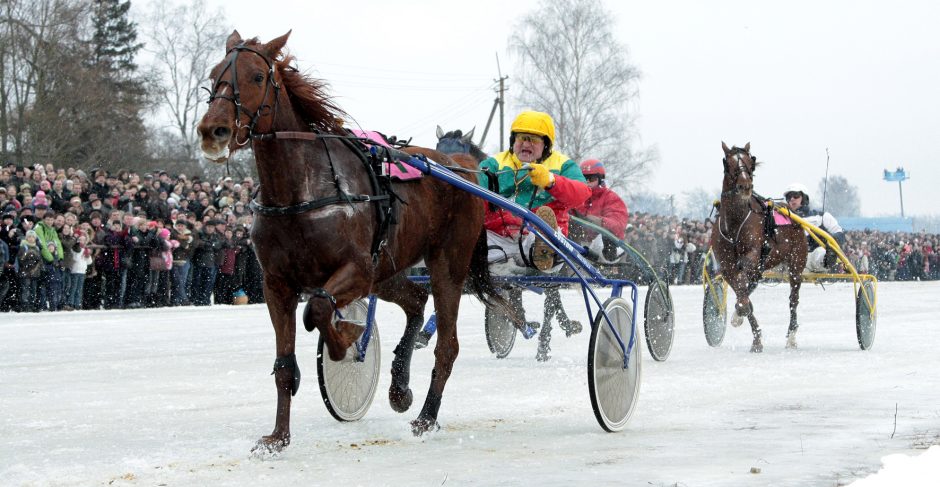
[66,231,93,310]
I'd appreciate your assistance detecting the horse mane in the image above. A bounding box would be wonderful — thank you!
[274,53,347,134]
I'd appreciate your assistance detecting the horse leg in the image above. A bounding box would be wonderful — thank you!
[302,262,369,361]
[537,294,553,362]
[410,251,472,435]
[373,275,429,413]
[786,271,803,349]
[546,286,581,337]
[253,277,300,454]
[730,268,762,353]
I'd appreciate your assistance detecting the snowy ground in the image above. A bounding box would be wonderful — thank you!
[2,280,939,486]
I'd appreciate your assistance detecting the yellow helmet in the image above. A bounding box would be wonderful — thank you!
[510,110,556,145]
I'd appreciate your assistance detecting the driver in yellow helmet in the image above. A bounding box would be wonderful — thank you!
[477,111,590,362]
[477,110,590,272]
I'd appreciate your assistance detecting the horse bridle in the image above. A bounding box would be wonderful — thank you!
[720,148,755,197]
[717,147,757,243]
[205,43,281,145]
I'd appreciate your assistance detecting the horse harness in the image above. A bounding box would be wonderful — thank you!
[207,43,408,273]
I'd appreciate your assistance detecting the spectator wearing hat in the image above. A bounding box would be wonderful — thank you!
[124,218,154,308]
[67,196,84,217]
[10,166,27,189]
[35,209,64,311]
[190,219,223,306]
[214,225,242,305]
[64,228,93,311]
[148,188,171,223]
[50,179,72,214]
[90,170,109,201]
[17,229,44,312]
[170,220,196,306]
[96,219,132,309]
[146,227,177,307]
[83,192,108,219]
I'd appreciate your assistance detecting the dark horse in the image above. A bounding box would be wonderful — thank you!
[712,142,807,352]
[198,31,507,453]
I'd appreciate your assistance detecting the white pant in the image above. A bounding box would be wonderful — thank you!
[486,230,563,274]
[805,246,827,273]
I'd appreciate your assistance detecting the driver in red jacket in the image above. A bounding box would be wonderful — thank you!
[571,159,628,262]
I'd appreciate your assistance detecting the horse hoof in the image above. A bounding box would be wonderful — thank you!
[731,313,744,328]
[250,434,289,458]
[389,386,413,413]
[410,417,440,436]
[750,341,763,353]
[786,335,798,349]
[327,320,365,361]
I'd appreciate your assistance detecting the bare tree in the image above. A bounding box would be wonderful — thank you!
[140,0,228,161]
[816,174,860,217]
[0,0,86,164]
[681,187,719,220]
[508,0,657,194]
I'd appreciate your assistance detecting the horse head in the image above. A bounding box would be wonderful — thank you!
[197,30,291,163]
[720,141,757,200]
[435,126,487,162]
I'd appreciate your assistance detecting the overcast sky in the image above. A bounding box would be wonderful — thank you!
[182,0,938,217]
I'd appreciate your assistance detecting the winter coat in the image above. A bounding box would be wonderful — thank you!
[96,230,132,272]
[191,230,223,268]
[17,242,44,278]
[35,221,63,263]
[477,150,590,237]
[69,243,93,275]
[572,186,629,239]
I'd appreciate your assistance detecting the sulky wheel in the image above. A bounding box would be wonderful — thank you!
[588,297,642,432]
[643,279,675,362]
[703,276,727,347]
[855,280,877,350]
[484,289,517,359]
[317,299,381,421]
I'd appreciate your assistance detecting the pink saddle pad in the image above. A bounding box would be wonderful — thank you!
[773,210,792,225]
[351,129,423,181]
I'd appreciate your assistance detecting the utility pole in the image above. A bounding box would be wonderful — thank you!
[478,54,508,151]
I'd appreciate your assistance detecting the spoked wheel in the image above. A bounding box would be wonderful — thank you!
[703,276,728,347]
[643,279,675,362]
[588,297,641,432]
[484,289,516,359]
[317,299,381,421]
[855,280,877,350]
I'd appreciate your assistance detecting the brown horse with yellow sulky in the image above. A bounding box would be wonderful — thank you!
[709,142,808,353]
[198,30,509,454]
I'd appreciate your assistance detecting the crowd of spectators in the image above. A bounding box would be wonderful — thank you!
[1,163,263,313]
[2,162,938,313]
[622,211,940,285]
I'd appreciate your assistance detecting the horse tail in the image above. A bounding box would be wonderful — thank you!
[466,228,519,323]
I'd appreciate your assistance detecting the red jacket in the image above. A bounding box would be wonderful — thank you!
[572,186,629,239]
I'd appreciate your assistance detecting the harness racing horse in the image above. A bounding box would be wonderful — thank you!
[198,31,508,453]
[434,128,581,360]
[711,142,808,352]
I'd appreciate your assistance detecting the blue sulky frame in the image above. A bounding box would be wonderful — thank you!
[351,154,639,370]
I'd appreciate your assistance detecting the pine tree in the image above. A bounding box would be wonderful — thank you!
[92,0,143,74]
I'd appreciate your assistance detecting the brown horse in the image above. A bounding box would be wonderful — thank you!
[197,30,507,453]
[711,142,808,352]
